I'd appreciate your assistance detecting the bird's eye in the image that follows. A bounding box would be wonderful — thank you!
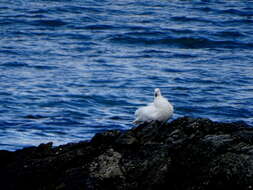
[155,93,158,97]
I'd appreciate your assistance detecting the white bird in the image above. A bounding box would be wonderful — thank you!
[133,88,174,125]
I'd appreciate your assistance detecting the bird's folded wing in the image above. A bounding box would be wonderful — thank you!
[135,105,158,122]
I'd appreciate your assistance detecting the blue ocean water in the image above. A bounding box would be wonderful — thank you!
[0,0,253,150]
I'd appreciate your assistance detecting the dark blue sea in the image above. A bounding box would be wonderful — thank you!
[0,0,253,150]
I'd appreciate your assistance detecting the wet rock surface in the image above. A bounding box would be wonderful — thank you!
[1,117,253,190]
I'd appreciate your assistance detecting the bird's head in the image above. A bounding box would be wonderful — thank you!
[154,88,161,98]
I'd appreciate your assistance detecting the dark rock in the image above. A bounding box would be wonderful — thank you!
[91,130,122,145]
[0,117,253,190]
[115,131,138,145]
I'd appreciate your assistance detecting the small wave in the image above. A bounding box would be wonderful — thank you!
[83,24,118,30]
[221,8,253,17]
[24,115,47,120]
[0,18,28,25]
[1,62,28,67]
[109,34,253,49]
[123,31,167,37]
[140,50,196,58]
[171,16,214,24]
[169,28,196,34]
[215,18,253,27]
[44,118,83,126]
[164,68,187,73]
[51,33,90,40]
[1,62,58,70]
[31,5,102,14]
[31,19,67,27]
[173,53,197,58]
[28,8,49,15]
[80,16,98,23]
[197,7,214,12]
[215,31,246,38]
[0,49,20,55]
[66,6,102,14]
[121,25,152,31]
[33,65,58,70]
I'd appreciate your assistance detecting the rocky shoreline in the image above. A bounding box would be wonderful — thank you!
[1,117,253,190]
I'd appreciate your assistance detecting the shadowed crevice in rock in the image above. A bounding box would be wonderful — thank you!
[0,117,253,190]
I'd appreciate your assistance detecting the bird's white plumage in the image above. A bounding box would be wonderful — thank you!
[133,88,173,124]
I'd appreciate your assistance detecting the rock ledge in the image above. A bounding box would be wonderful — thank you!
[0,117,253,190]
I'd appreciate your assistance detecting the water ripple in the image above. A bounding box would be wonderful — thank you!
[0,0,252,150]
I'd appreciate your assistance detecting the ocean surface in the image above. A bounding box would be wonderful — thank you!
[0,0,253,151]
